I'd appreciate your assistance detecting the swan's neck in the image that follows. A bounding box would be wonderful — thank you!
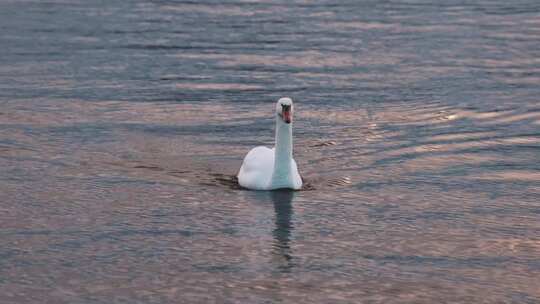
[271,118,293,187]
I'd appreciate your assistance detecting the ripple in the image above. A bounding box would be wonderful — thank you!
[2,0,540,302]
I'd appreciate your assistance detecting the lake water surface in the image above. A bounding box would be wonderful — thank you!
[1,0,539,303]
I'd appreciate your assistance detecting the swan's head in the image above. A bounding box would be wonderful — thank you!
[276,97,294,124]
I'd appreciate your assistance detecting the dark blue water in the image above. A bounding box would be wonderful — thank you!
[1,0,539,303]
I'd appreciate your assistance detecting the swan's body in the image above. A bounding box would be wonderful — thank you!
[238,98,302,190]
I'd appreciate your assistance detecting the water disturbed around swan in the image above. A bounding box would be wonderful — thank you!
[1,0,539,303]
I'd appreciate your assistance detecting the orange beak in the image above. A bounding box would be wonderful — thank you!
[282,109,291,124]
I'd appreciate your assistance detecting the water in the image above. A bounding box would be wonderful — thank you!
[1,0,539,303]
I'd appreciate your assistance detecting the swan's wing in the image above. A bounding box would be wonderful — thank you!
[240,146,274,172]
[291,158,303,190]
[237,146,274,189]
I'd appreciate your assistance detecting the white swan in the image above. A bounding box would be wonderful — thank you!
[237,97,303,190]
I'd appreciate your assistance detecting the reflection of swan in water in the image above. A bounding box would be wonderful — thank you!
[270,189,295,272]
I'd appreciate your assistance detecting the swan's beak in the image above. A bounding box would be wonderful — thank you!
[282,110,292,124]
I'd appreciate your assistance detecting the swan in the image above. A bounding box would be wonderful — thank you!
[237,97,303,190]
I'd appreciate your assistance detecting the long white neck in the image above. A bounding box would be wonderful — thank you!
[270,117,293,188]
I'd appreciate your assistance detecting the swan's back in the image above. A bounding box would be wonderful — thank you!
[237,146,274,190]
